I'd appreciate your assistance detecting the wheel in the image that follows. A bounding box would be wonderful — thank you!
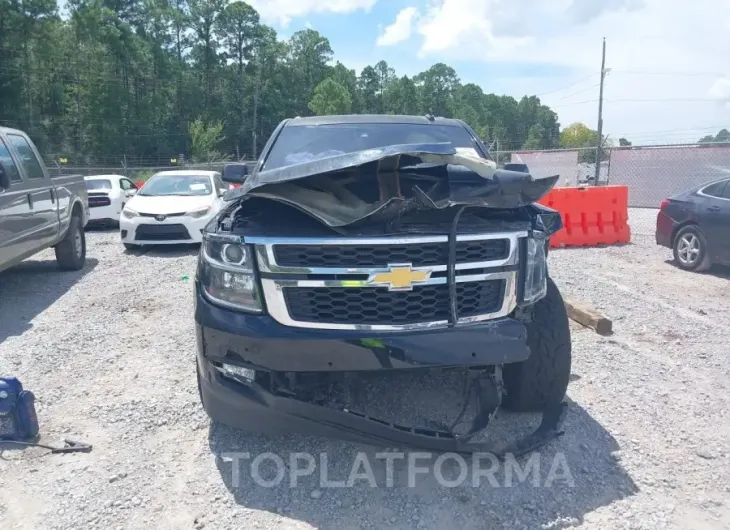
[673,225,711,272]
[55,215,86,271]
[502,277,572,412]
[123,243,140,251]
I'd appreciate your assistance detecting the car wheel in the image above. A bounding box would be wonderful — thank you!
[55,215,86,271]
[502,277,572,412]
[673,225,711,272]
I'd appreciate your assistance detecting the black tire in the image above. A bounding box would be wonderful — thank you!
[55,215,86,271]
[502,277,572,412]
[123,243,140,251]
[672,225,711,272]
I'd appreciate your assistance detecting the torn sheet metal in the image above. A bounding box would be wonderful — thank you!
[227,143,559,228]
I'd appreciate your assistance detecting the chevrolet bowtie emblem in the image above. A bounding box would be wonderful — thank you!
[367,264,432,291]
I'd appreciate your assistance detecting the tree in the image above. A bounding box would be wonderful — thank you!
[386,76,418,115]
[560,122,598,148]
[287,29,334,114]
[414,63,460,117]
[358,66,380,114]
[619,137,632,147]
[189,118,226,161]
[0,1,579,164]
[308,78,352,115]
[332,62,360,112]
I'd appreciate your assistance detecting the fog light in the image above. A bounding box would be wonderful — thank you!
[221,363,255,381]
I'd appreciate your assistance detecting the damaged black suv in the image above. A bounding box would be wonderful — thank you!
[194,115,571,455]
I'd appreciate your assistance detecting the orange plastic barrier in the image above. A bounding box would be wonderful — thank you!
[538,185,631,248]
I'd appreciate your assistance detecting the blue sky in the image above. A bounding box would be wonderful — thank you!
[249,0,730,144]
[56,0,730,143]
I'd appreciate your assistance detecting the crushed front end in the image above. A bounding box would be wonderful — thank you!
[194,144,568,455]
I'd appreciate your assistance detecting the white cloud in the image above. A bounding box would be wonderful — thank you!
[376,7,419,47]
[407,0,730,141]
[709,78,730,102]
[247,0,378,26]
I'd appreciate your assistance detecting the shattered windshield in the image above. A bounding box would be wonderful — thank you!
[262,123,484,171]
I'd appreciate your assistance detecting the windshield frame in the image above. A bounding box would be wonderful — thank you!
[260,121,487,172]
[138,174,214,197]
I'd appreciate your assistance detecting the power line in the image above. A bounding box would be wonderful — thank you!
[558,83,600,100]
[611,69,726,77]
[534,74,599,97]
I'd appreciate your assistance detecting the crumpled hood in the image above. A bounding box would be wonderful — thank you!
[226,143,559,228]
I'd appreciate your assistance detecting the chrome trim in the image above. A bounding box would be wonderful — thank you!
[697,179,730,201]
[245,232,527,246]
[255,231,524,274]
[254,231,526,331]
[260,271,517,331]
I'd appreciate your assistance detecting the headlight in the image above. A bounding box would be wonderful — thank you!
[122,208,138,219]
[522,231,548,304]
[187,206,211,219]
[199,234,262,313]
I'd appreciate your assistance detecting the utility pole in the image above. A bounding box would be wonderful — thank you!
[594,37,607,184]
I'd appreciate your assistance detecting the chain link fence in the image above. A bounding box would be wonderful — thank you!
[44,156,257,183]
[46,142,730,238]
[496,142,730,237]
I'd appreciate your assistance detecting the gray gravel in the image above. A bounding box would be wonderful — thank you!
[1,228,729,529]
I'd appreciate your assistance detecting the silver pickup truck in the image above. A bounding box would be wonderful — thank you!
[0,126,89,274]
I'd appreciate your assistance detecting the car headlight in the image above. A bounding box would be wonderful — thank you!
[122,208,138,219]
[199,234,262,313]
[187,206,211,219]
[522,231,548,304]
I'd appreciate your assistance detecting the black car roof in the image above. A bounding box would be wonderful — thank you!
[285,115,465,127]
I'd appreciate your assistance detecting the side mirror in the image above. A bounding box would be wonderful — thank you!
[222,163,248,184]
[127,188,138,196]
[0,162,10,190]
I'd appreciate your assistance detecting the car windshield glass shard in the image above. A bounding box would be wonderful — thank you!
[263,123,480,170]
[140,175,213,196]
[86,179,112,190]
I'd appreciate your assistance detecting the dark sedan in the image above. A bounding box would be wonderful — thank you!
[656,177,730,271]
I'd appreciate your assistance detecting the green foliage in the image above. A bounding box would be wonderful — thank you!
[188,118,226,162]
[618,137,632,147]
[1,0,574,162]
[308,78,352,115]
[698,129,730,146]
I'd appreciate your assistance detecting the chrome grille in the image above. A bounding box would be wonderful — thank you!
[273,239,509,268]
[250,232,525,331]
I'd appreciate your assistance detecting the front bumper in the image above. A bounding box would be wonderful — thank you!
[120,213,213,244]
[195,284,566,453]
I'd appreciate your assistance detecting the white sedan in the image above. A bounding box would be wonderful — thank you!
[84,175,139,226]
[119,170,227,249]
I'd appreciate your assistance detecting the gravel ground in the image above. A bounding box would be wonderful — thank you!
[1,228,729,529]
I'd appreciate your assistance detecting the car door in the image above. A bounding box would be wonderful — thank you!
[6,132,58,249]
[212,174,226,212]
[697,179,730,262]
[0,135,35,270]
[119,178,138,207]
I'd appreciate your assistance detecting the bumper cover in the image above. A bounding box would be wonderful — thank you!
[198,363,566,455]
[195,285,566,454]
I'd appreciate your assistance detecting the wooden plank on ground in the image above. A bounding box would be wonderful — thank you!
[564,298,613,335]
